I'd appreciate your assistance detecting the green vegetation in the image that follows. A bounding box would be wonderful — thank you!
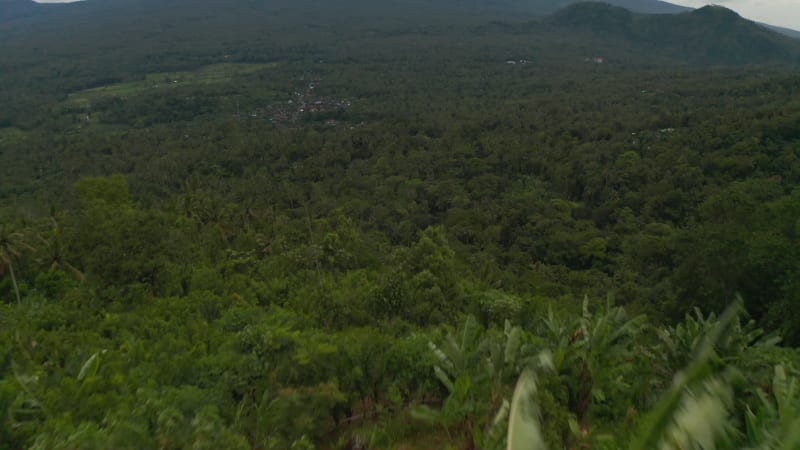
[1,0,800,448]
[64,63,279,108]
[549,3,800,65]
[0,128,26,146]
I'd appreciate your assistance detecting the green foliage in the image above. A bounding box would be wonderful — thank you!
[632,301,745,450]
[744,365,800,450]
[0,344,14,450]
[1,1,800,448]
[190,406,250,450]
[0,223,34,305]
[474,290,524,326]
[73,175,131,209]
[68,182,191,295]
[415,317,553,449]
[403,226,461,324]
[498,301,800,450]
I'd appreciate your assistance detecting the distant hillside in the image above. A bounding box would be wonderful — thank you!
[515,0,690,14]
[0,0,37,21]
[0,0,691,23]
[1,0,797,71]
[603,0,689,14]
[549,2,800,64]
[765,23,800,40]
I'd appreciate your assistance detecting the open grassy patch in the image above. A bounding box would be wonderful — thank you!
[64,62,279,107]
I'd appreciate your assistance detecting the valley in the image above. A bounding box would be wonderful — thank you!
[1,1,800,449]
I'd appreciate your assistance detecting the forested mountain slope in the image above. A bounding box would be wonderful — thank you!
[510,0,691,14]
[549,3,800,64]
[767,23,800,39]
[2,0,800,449]
[2,0,798,130]
[0,0,690,24]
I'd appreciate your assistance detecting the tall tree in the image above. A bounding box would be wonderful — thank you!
[0,223,33,305]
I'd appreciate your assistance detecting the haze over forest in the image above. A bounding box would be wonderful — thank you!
[1,0,800,449]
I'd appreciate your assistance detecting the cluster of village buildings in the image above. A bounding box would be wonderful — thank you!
[249,77,352,126]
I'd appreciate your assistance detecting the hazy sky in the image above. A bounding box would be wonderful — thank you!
[30,0,800,31]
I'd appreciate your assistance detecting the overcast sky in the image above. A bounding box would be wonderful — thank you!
[30,0,800,31]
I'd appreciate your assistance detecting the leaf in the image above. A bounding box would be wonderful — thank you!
[504,326,522,366]
[411,404,442,422]
[744,406,764,444]
[777,419,800,450]
[429,341,454,373]
[77,352,101,382]
[568,417,580,436]
[462,316,481,354]
[536,351,554,371]
[592,388,606,402]
[658,377,735,450]
[434,365,455,392]
[452,374,471,401]
[773,365,797,422]
[507,369,547,450]
[492,399,511,430]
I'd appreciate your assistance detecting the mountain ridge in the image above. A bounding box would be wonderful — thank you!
[2,0,797,40]
[548,2,800,64]
[2,0,799,67]
[517,0,690,14]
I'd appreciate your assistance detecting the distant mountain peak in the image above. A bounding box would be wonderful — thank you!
[692,4,743,20]
[696,4,739,13]
[547,1,800,65]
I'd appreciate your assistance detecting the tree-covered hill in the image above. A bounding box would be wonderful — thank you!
[766,23,800,39]
[1,0,797,132]
[549,2,800,64]
[508,0,690,14]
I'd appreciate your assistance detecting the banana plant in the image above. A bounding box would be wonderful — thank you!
[507,301,798,450]
[541,295,647,441]
[413,316,540,449]
[654,301,780,383]
[744,365,800,450]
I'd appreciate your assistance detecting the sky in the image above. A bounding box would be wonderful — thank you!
[29,0,800,31]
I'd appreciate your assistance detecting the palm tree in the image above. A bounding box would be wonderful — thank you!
[0,223,34,305]
[36,217,84,283]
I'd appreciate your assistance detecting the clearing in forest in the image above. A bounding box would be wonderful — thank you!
[63,62,279,108]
